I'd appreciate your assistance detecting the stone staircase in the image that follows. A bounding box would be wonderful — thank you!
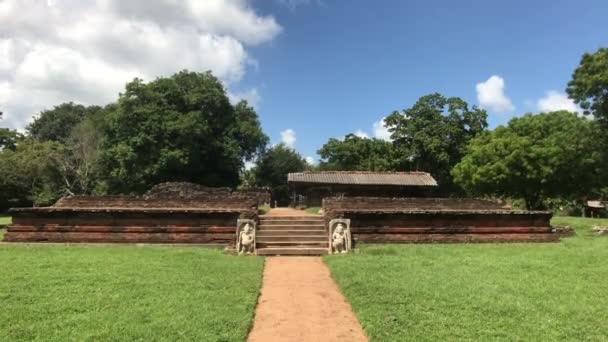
[256,215,328,255]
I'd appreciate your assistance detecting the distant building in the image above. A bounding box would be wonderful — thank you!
[287,171,438,207]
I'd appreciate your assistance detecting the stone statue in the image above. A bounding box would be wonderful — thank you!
[237,222,255,255]
[331,222,351,254]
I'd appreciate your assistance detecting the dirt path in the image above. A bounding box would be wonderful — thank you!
[265,207,320,216]
[247,257,368,342]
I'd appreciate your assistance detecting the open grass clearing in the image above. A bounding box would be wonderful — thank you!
[304,207,321,214]
[0,245,264,341]
[0,215,11,225]
[325,216,608,341]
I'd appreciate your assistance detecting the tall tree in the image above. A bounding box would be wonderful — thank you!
[452,111,604,210]
[99,70,268,193]
[253,144,307,206]
[385,93,487,193]
[0,110,22,150]
[0,138,65,208]
[317,134,397,171]
[27,103,102,142]
[567,47,608,125]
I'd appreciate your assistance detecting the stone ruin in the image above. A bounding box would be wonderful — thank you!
[3,182,260,244]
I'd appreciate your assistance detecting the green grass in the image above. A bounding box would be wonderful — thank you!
[258,204,271,215]
[0,215,11,225]
[325,216,608,341]
[0,245,264,341]
[304,207,321,214]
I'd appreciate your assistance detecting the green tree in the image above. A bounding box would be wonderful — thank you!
[385,93,487,193]
[0,138,65,208]
[452,111,604,210]
[99,71,268,193]
[317,134,397,171]
[52,117,104,195]
[0,110,22,150]
[253,144,307,206]
[567,47,608,124]
[27,103,102,142]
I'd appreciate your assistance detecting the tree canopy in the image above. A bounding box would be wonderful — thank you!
[99,71,268,193]
[27,103,102,142]
[385,93,487,192]
[452,111,604,209]
[317,134,397,171]
[567,47,608,125]
[252,144,307,206]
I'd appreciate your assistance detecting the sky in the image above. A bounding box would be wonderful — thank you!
[1,0,607,164]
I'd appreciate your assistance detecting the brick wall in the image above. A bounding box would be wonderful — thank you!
[323,197,557,243]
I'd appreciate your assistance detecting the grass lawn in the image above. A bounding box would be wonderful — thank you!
[325,216,608,341]
[0,245,264,341]
[304,207,321,214]
[0,215,11,225]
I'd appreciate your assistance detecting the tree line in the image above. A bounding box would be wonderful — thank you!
[1,48,607,211]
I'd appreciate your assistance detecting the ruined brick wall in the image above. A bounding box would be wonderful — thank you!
[4,188,258,244]
[323,197,556,243]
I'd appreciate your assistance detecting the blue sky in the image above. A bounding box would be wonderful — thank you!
[242,0,608,162]
[1,0,607,164]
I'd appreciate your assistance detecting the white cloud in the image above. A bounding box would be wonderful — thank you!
[228,88,261,109]
[280,128,296,147]
[0,0,281,129]
[353,129,369,139]
[277,0,322,11]
[305,156,316,165]
[537,91,580,113]
[373,117,391,141]
[476,75,515,113]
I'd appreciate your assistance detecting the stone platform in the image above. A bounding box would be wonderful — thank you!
[323,197,558,244]
[4,194,257,244]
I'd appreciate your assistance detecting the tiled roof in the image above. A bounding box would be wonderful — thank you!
[287,171,438,187]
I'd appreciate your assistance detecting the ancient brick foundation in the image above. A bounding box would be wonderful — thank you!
[4,194,257,244]
[323,197,557,244]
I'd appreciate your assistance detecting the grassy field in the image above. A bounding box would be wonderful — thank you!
[325,216,608,341]
[304,206,321,214]
[0,215,11,225]
[0,245,264,341]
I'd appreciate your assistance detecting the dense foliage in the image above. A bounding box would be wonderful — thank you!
[252,144,307,206]
[0,70,268,208]
[385,93,487,193]
[567,47,608,125]
[27,103,102,143]
[452,111,604,209]
[100,71,268,193]
[317,134,397,171]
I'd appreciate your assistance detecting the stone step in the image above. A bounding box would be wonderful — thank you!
[259,216,323,222]
[257,230,327,236]
[257,235,327,242]
[257,241,328,248]
[258,224,325,230]
[259,220,324,226]
[256,247,328,256]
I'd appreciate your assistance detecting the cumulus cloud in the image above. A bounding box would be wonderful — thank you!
[277,0,322,11]
[373,117,391,141]
[476,75,515,113]
[280,128,296,147]
[305,156,316,165]
[0,0,281,129]
[537,91,580,113]
[353,129,369,139]
[228,88,261,109]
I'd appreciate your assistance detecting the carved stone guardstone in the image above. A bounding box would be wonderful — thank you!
[328,218,352,254]
[237,219,256,255]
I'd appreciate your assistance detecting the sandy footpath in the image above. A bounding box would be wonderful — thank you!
[247,257,368,342]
